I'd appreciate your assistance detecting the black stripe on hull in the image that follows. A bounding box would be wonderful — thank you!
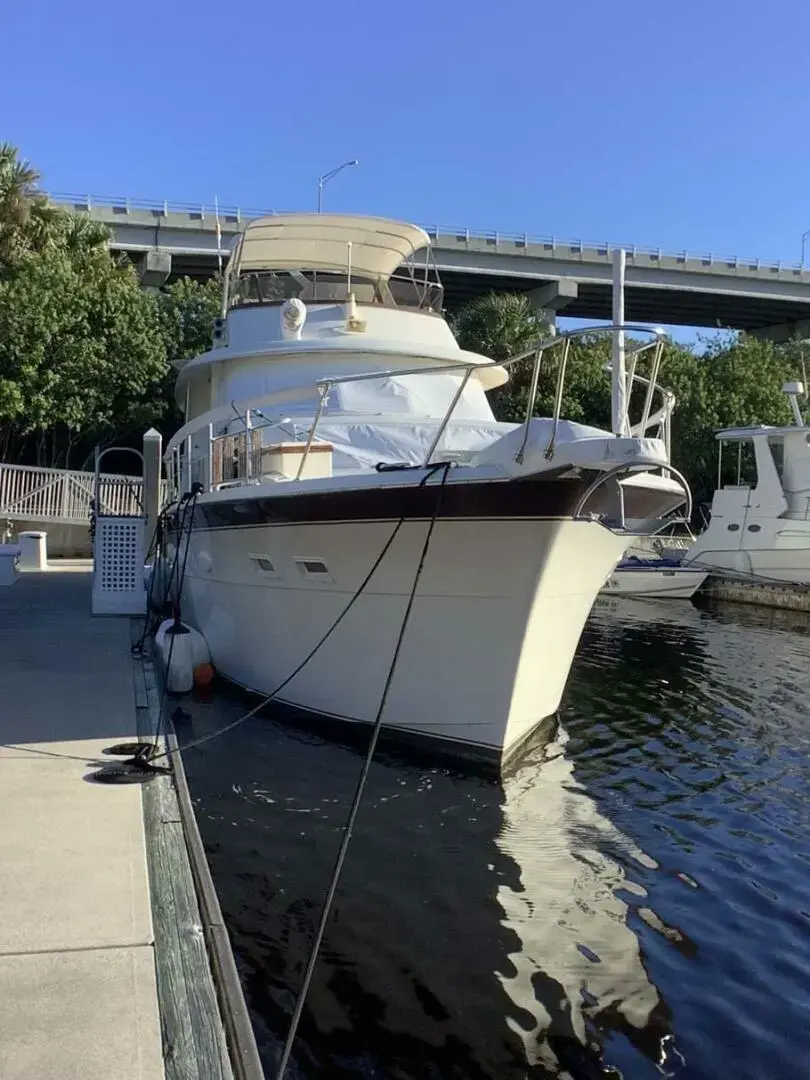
[194,472,595,530]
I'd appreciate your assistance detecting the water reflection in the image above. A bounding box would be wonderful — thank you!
[565,598,810,1080]
[179,596,810,1080]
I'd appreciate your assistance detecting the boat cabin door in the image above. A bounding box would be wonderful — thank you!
[733,436,788,565]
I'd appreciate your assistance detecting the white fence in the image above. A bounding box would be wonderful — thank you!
[0,462,152,524]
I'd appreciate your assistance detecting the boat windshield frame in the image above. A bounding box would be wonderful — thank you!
[227,246,445,315]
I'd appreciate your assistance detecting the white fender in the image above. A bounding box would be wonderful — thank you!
[156,618,211,693]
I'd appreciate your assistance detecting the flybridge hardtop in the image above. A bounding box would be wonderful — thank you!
[223,212,445,316]
[227,213,433,280]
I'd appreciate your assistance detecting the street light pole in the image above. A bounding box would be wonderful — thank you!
[316,159,358,212]
[802,229,810,269]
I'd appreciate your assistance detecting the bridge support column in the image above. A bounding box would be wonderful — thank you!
[137,249,172,290]
[752,319,810,344]
[525,279,578,329]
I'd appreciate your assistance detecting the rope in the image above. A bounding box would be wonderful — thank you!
[131,489,198,658]
[148,489,201,753]
[275,461,451,1080]
[131,512,169,657]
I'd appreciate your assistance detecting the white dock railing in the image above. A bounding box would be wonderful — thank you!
[0,462,158,524]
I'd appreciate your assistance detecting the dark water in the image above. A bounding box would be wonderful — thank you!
[178,597,810,1079]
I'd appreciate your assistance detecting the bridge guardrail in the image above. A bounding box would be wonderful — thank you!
[44,191,807,276]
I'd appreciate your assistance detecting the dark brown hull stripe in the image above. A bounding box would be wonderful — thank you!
[194,475,594,530]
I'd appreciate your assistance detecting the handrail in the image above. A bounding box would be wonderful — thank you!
[44,190,807,274]
[170,323,674,489]
[573,462,693,528]
[305,325,668,474]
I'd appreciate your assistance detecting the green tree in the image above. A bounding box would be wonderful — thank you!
[0,244,167,465]
[0,143,73,269]
[452,292,552,421]
[0,143,40,266]
[157,276,221,365]
[154,275,222,434]
[0,146,231,467]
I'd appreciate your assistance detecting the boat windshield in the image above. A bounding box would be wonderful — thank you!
[230,266,444,313]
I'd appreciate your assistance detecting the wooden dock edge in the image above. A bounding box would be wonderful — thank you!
[132,631,266,1080]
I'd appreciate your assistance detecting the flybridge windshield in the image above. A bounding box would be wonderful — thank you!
[230,267,444,313]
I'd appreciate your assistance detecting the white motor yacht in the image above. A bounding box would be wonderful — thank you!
[158,213,688,769]
[682,383,810,584]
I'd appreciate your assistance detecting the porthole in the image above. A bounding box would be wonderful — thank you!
[295,557,332,581]
[250,554,279,577]
[747,524,762,533]
[727,523,740,532]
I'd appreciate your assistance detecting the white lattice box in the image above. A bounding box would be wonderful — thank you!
[92,516,147,616]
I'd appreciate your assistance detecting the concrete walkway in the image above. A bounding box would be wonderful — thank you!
[0,569,163,1080]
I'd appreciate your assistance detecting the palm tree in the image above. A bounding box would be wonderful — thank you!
[51,212,110,254]
[451,291,549,361]
[0,143,39,225]
[0,144,43,267]
[0,145,108,267]
[451,291,551,422]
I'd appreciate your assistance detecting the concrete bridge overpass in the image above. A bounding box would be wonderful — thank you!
[49,192,810,341]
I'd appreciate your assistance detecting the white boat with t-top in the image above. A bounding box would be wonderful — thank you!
[156,213,689,769]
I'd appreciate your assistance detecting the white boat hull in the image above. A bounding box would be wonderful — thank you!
[601,565,708,599]
[683,519,810,584]
[176,509,627,768]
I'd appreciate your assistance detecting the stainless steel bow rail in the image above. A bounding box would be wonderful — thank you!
[573,461,693,531]
[167,324,674,498]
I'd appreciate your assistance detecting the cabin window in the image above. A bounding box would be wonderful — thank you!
[747,524,762,532]
[718,440,756,489]
[230,268,444,313]
[767,437,785,481]
[250,554,279,577]
[727,523,740,531]
[295,557,332,581]
[300,559,327,574]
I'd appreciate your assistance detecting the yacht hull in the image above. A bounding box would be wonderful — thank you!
[172,482,628,768]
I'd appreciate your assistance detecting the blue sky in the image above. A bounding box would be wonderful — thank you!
[4,0,810,341]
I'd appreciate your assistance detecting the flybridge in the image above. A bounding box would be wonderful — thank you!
[226,213,444,313]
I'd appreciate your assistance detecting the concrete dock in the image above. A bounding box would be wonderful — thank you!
[0,566,163,1079]
[0,566,260,1080]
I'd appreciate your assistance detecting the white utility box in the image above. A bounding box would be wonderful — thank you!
[92,516,147,616]
[18,531,47,571]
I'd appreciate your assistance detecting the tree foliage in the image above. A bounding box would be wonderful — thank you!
[0,144,221,467]
[152,276,222,436]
